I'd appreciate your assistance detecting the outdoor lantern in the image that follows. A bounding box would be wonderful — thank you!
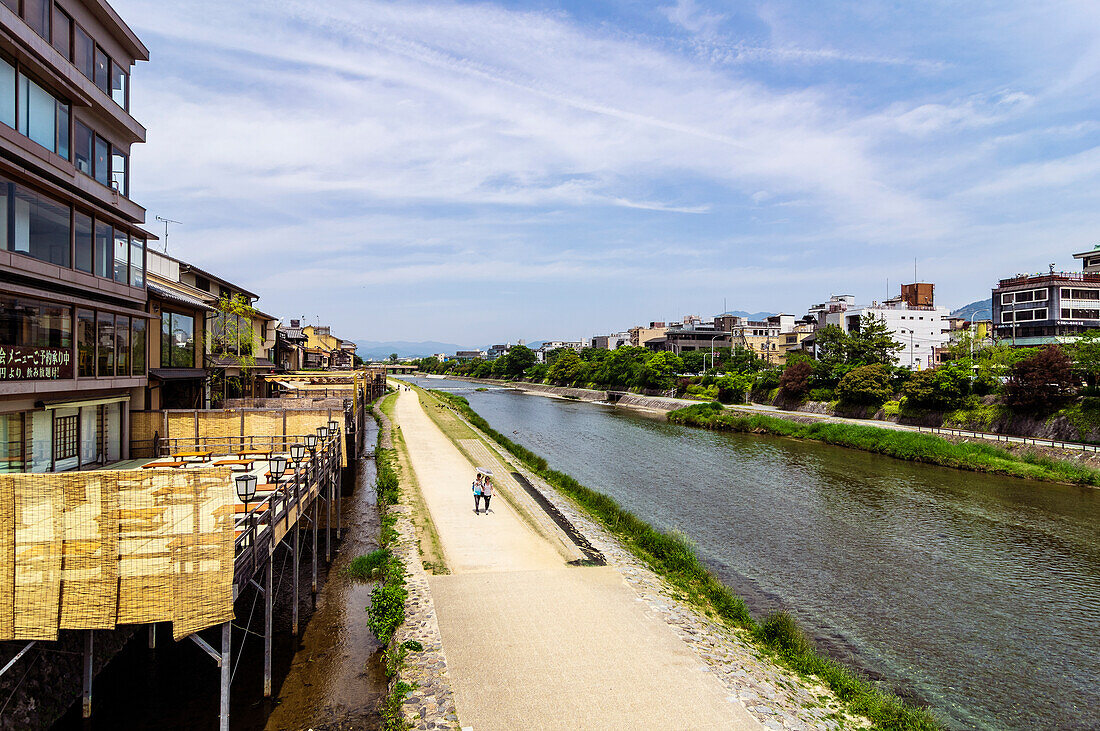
[270,456,288,485]
[328,419,340,434]
[235,473,258,512]
[290,443,305,464]
[305,434,318,450]
[317,425,329,439]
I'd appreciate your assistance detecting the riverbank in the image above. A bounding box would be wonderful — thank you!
[448,377,1100,487]
[669,402,1100,488]
[423,385,940,730]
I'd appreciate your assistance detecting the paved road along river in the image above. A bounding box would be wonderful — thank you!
[402,377,1100,730]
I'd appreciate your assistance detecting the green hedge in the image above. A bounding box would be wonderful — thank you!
[669,402,1100,486]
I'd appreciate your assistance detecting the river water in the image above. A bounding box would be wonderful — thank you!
[403,377,1100,730]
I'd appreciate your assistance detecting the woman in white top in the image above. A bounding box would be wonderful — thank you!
[480,477,494,513]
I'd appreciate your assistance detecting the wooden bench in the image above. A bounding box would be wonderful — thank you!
[172,450,214,462]
[142,460,188,469]
[236,448,273,459]
[214,459,256,470]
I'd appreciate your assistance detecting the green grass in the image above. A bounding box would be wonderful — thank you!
[434,391,941,731]
[347,549,392,582]
[381,680,415,731]
[670,402,1100,487]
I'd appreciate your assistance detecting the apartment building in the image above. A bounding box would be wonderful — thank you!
[0,0,149,471]
[629,322,667,348]
[831,283,950,370]
[991,249,1100,346]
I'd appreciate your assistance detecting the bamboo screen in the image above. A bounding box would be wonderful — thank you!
[0,467,235,642]
[163,410,346,467]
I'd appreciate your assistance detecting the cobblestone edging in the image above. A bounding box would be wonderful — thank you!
[459,417,858,731]
[373,403,460,731]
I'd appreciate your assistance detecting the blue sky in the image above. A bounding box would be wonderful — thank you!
[112,0,1100,346]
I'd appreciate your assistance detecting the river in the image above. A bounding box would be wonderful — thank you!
[402,377,1100,730]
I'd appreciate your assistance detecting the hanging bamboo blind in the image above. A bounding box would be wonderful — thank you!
[0,467,235,642]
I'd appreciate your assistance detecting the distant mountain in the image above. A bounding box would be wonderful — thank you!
[719,310,777,320]
[950,298,993,321]
[355,340,473,360]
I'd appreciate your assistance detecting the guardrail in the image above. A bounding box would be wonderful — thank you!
[915,425,1100,453]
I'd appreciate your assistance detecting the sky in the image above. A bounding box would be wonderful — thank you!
[111,0,1100,347]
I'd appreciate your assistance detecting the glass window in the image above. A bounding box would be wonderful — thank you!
[74,212,92,273]
[0,0,18,15]
[93,135,108,185]
[111,64,127,109]
[0,295,72,350]
[110,149,127,196]
[96,312,114,376]
[79,405,95,464]
[77,308,94,377]
[0,57,14,129]
[93,46,109,93]
[74,25,93,81]
[56,101,68,160]
[129,236,144,287]
[131,317,145,374]
[0,413,24,474]
[17,73,55,151]
[115,315,129,376]
[112,227,127,283]
[0,177,7,249]
[93,220,111,278]
[24,0,49,39]
[11,183,71,267]
[52,7,71,59]
[54,414,78,461]
[74,120,92,175]
[162,311,195,368]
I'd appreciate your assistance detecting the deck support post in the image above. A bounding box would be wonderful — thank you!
[335,453,342,541]
[312,500,318,600]
[325,461,332,564]
[219,622,231,731]
[264,557,273,697]
[82,630,93,718]
[292,520,300,636]
[148,624,155,650]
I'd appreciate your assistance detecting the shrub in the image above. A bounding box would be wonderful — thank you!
[836,364,893,406]
[808,388,834,402]
[367,581,408,645]
[778,360,813,400]
[757,611,814,657]
[348,549,391,581]
[1003,346,1077,413]
[901,364,970,410]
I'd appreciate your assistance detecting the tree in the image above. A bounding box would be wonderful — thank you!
[726,346,762,373]
[207,293,258,405]
[901,363,970,409]
[680,350,705,374]
[638,352,682,391]
[835,364,893,406]
[389,353,399,363]
[1068,330,1100,388]
[1003,346,1077,412]
[779,360,813,400]
[548,350,588,384]
[505,345,536,377]
[818,314,903,368]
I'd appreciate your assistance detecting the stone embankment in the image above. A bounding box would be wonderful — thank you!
[373,404,460,731]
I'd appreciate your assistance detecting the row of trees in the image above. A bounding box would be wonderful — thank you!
[416,315,1100,414]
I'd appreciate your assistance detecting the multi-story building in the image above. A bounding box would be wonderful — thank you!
[0,0,149,471]
[453,349,486,363]
[591,332,631,350]
[535,341,582,363]
[143,250,213,409]
[991,250,1100,346]
[830,283,950,370]
[644,321,731,353]
[629,322,667,348]
[275,318,307,371]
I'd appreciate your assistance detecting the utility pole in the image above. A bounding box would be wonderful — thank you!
[155,216,182,253]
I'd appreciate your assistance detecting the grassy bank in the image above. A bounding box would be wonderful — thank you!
[670,402,1100,487]
[365,395,414,731]
[434,390,940,731]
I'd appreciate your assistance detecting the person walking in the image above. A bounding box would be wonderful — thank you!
[472,473,483,514]
[481,477,493,513]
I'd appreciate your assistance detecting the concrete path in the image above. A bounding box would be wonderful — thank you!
[393,389,763,730]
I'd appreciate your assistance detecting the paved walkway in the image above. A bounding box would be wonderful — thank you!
[393,389,763,730]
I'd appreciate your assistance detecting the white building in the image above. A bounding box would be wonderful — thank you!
[826,284,949,370]
[536,341,585,363]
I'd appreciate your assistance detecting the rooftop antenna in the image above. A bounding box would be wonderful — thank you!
[914,257,917,283]
[155,216,182,253]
